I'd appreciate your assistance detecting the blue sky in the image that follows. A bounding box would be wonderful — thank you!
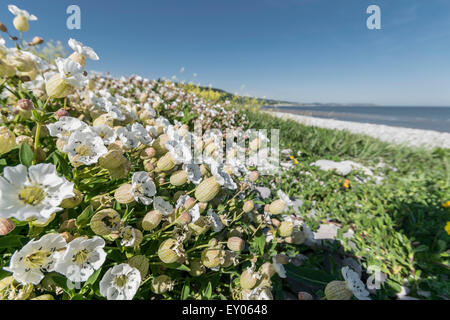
[1,0,450,106]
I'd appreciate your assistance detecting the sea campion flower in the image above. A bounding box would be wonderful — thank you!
[63,130,108,166]
[272,256,287,278]
[91,125,117,145]
[0,164,74,222]
[207,209,224,232]
[341,266,371,300]
[5,234,67,285]
[47,116,90,141]
[210,162,237,190]
[68,38,100,67]
[131,172,157,205]
[117,127,140,149]
[154,196,174,216]
[131,123,153,146]
[45,58,85,98]
[54,236,107,283]
[182,163,202,185]
[99,264,141,300]
[8,5,37,32]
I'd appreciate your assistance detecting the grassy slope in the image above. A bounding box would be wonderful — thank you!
[246,110,450,299]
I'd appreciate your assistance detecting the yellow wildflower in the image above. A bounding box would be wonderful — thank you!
[442,201,450,208]
[445,222,450,236]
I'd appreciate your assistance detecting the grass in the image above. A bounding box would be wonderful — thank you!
[245,109,450,299]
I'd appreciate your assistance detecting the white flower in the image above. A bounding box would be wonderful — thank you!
[272,256,287,279]
[189,204,200,223]
[47,116,89,140]
[99,263,141,300]
[165,139,193,164]
[153,196,174,216]
[182,163,202,185]
[68,38,99,61]
[277,190,293,207]
[92,125,117,145]
[5,234,66,285]
[8,5,37,21]
[0,164,74,222]
[210,162,237,190]
[131,172,156,205]
[207,209,224,233]
[342,266,371,300]
[54,57,85,88]
[117,127,139,149]
[120,227,139,247]
[131,123,153,146]
[246,287,272,300]
[54,236,106,283]
[63,130,108,166]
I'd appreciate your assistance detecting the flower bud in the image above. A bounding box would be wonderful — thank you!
[0,126,16,155]
[0,218,15,236]
[60,189,83,209]
[157,153,176,171]
[291,230,306,245]
[243,200,254,213]
[189,259,206,277]
[279,221,294,237]
[269,199,286,215]
[31,294,55,300]
[90,209,121,236]
[227,237,245,252]
[16,99,34,111]
[240,269,258,289]
[248,171,259,183]
[151,275,174,294]
[298,292,313,300]
[0,23,7,33]
[195,177,221,202]
[114,184,135,205]
[140,147,156,160]
[158,239,183,264]
[170,170,187,186]
[142,210,162,231]
[30,36,44,46]
[128,255,149,279]
[324,281,353,300]
[201,248,225,269]
[54,108,69,119]
[177,212,192,225]
[13,15,29,32]
[271,218,281,227]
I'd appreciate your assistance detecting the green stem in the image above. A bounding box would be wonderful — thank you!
[32,96,52,165]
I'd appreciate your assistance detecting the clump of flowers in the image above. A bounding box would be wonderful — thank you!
[0,4,375,301]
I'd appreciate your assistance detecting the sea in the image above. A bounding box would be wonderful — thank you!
[264,106,450,133]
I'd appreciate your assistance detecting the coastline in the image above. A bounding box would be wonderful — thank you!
[268,111,450,149]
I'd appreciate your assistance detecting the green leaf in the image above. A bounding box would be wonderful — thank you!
[254,232,266,256]
[0,235,24,249]
[181,281,190,300]
[19,143,34,167]
[285,265,335,287]
[165,263,191,272]
[202,282,212,299]
[76,206,94,228]
[83,267,102,289]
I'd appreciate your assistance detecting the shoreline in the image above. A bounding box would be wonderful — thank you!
[268,111,450,149]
